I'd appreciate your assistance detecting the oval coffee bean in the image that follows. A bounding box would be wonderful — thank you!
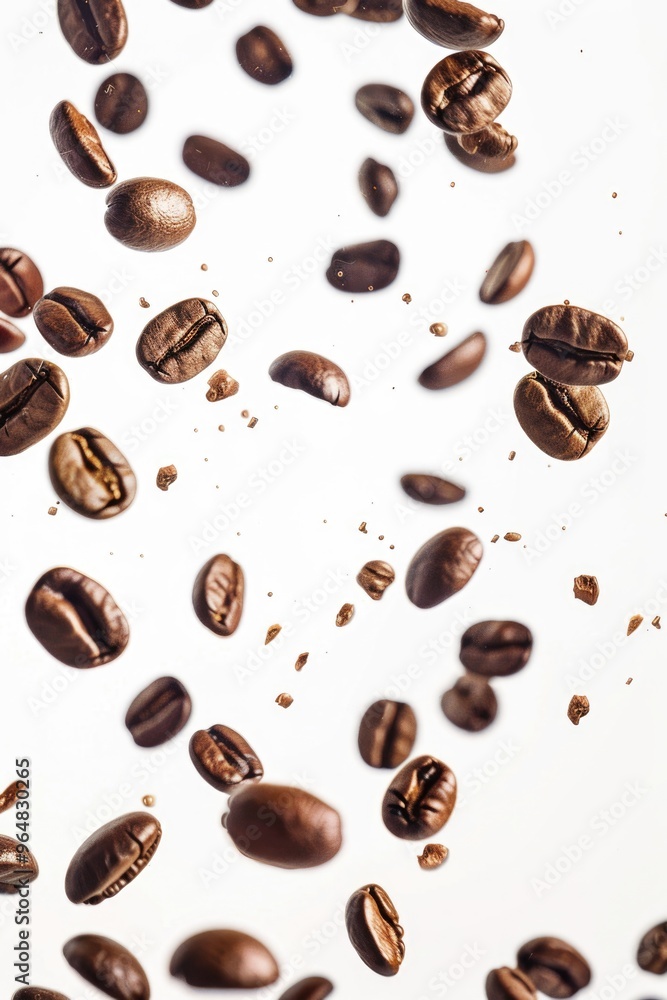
[236,26,293,85]
[292,0,350,13]
[357,560,395,600]
[514,372,610,461]
[183,135,250,187]
[189,724,263,791]
[348,0,403,21]
[57,0,128,64]
[0,318,26,353]
[25,567,129,668]
[278,977,334,1000]
[522,304,628,386]
[65,812,161,904]
[125,677,192,748]
[34,287,113,357]
[224,783,342,868]
[49,428,135,519]
[137,298,227,383]
[49,101,116,188]
[406,526,482,608]
[355,84,414,133]
[441,675,497,732]
[170,930,279,989]
[358,699,417,768]
[382,754,456,839]
[444,131,515,173]
[638,921,667,974]
[405,0,503,47]
[0,248,44,317]
[63,935,150,1000]
[458,122,517,158]
[105,178,196,252]
[359,158,399,217]
[326,239,399,292]
[0,834,39,891]
[193,555,244,636]
[169,0,215,6]
[0,358,69,457]
[419,331,486,389]
[517,938,591,998]
[95,74,148,134]
[460,621,533,676]
[486,967,537,1000]
[422,50,511,134]
[400,473,466,505]
[13,990,71,1000]
[346,885,404,976]
[269,350,350,406]
[480,241,534,305]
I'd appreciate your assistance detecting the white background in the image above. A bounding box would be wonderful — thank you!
[2,0,667,997]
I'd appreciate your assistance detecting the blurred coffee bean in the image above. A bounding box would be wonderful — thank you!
[236,26,293,85]
[355,84,414,133]
[359,158,399,216]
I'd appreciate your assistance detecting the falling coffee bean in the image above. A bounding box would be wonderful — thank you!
[50,101,117,188]
[345,884,405,976]
[0,835,39,891]
[48,428,136,519]
[513,372,610,461]
[638,921,667,974]
[269,350,350,406]
[137,298,227,383]
[445,131,516,173]
[193,554,244,636]
[357,560,395,599]
[0,318,25,353]
[422,50,512,133]
[95,73,148,134]
[292,0,348,13]
[105,178,196,252]
[400,473,466,505]
[404,0,504,48]
[517,937,592,998]
[13,990,71,1000]
[64,812,161,904]
[63,935,150,1000]
[358,699,417,768]
[348,0,403,20]
[190,724,263,792]
[170,930,279,989]
[460,621,533,676]
[0,248,44,317]
[326,240,400,292]
[277,978,333,1000]
[169,0,215,6]
[34,287,113,357]
[419,331,486,389]
[486,967,537,1000]
[457,122,517,159]
[441,674,497,731]
[382,754,456,839]
[183,135,251,187]
[406,527,482,608]
[480,241,535,305]
[0,359,69,456]
[125,677,192,747]
[57,0,128,64]
[359,158,399,217]
[0,781,20,814]
[355,84,414,133]
[236,26,293,85]
[522,304,628,386]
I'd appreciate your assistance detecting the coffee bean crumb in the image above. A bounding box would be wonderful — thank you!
[491,534,500,543]
[389,544,395,550]
[212,289,219,297]
[568,694,590,725]
[265,624,281,645]
[450,181,455,188]
[276,692,293,709]
[418,844,448,869]
[625,349,634,362]
[218,425,225,432]
[573,574,599,606]
[201,263,208,271]
[478,507,484,512]
[504,531,521,541]
[564,299,570,305]
[156,465,178,491]
[194,428,198,433]
[509,341,521,352]
[359,521,368,533]
[142,795,155,807]
[248,416,258,428]
[626,677,633,685]
[402,293,412,304]
[295,652,309,672]
[430,322,447,337]
[612,192,617,198]
[268,257,273,262]
[627,614,643,636]
[357,561,395,600]
[652,615,661,629]
[336,603,354,627]
[508,451,516,461]
[139,297,150,308]
[241,409,249,418]
[48,506,57,516]
[207,370,239,402]
[378,534,384,540]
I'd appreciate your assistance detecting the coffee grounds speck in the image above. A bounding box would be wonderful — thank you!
[276,692,293,709]
[336,603,354,627]
[627,614,643,636]
[48,506,57,515]
[568,694,590,725]
[652,615,661,629]
[295,652,309,671]
[265,624,281,645]
[418,844,448,869]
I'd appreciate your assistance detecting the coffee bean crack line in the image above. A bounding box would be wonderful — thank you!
[69,433,123,502]
[0,362,64,435]
[0,253,29,312]
[45,292,108,346]
[525,335,622,362]
[149,308,219,374]
[73,0,108,51]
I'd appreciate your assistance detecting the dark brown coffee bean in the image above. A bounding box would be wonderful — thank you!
[359,158,399,217]
[137,299,227,383]
[422,51,511,133]
[183,135,250,187]
[34,287,113,357]
[460,621,533,676]
[358,700,417,768]
[189,724,263,791]
[170,930,279,989]
[57,0,128,64]
[95,74,148,134]
[419,331,486,389]
[13,990,71,1000]
[0,248,44,317]
[278,977,334,1000]
[486,967,537,1000]
[638,922,667,974]
[125,677,192,747]
[406,527,482,608]
[50,101,116,188]
[0,318,26,353]
[444,131,516,172]
[356,84,414,133]
[169,0,215,6]
[326,240,400,292]
[0,358,69,457]
[0,834,39,892]
[357,560,395,600]
[65,812,161,904]
[400,474,466,505]
[105,178,196,252]
[63,935,150,1000]
[480,241,534,305]
[522,305,628,386]
[346,884,404,976]
[49,428,136,519]
[517,938,591,998]
[441,674,497,731]
[405,0,503,46]
[292,0,350,13]
[348,0,403,21]
[193,554,244,636]
[236,26,293,85]
[458,122,517,158]
[382,754,456,839]
[223,783,342,868]
[514,372,610,461]
[269,350,350,406]
[25,566,129,668]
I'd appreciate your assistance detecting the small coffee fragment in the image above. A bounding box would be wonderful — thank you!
[626,677,632,685]
[625,349,634,361]
[417,844,448,870]
[241,409,249,418]
[508,451,516,461]
[359,522,368,533]
[627,614,643,636]
[48,506,57,516]
[504,532,521,541]
[357,561,395,600]
[652,615,661,629]
[509,341,521,352]
[248,416,258,428]
[139,297,150,308]
[156,465,178,491]
[295,652,309,671]
[207,370,239,402]
[491,534,499,543]
[336,603,354,627]
[265,624,281,645]
[276,693,293,708]
[567,694,590,725]
[142,795,155,807]
[573,575,599,606]
[430,322,447,336]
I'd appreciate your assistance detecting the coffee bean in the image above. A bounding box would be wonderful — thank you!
[269,350,350,406]
[57,0,128,64]
[236,26,293,85]
[189,724,264,791]
[445,131,516,172]
[348,0,403,21]
[34,287,113,357]
[486,967,537,1000]
[405,0,503,47]
[25,566,129,668]
[278,978,333,1000]
[400,473,466,505]
[513,372,610,461]
[0,318,26,353]
[169,0,215,6]
[359,158,399,216]
[63,935,150,1000]
[441,674,497,731]
[458,122,517,158]
[326,240,400,292]
[355,84,414,133]
[105,178,196,252]
[292,0,350,13]
[48,428,136,519]
[170,930,279,989]
[223,783,342,868]
[0,359,69,456]
[0,834,39,892]
[193,554,244,636]
[522,304,628,386]
[382,754,456,839]
[137,298,227,383]
[183,135,250,187]
[49,101,116,188]
[422,51,511,133]
[13,990,71,1000]
[419,331,486,389]
[480,241,534,305]
[358,699,417,768]
[65,812,161,904]
[638,922,667,974]
[345,884,404,976]
[95,74,148,134]
[406,527,482,608]
[517,938,592,998]
[417,843,448,869]
[125,677,192,747]
[0,780,20,814]
[460,621,533,676]
[0,248,44,317]
[357,561,395,600]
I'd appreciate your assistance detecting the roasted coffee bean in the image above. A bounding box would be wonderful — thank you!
[0,780,21,814]
[419,331,486,388]
[458,122,517,158]
[49,428,135,519]
[63,935,150,1000]
[348,0,403,21]
[400,473,466,505]
[522,304,628,386]
[223,783,342,868]
[269,350,350,406]
[58,0,128,64]
[169,0,215,6]
[236,27,293,85]
[137,298,226,383]
[358,700,417,768]
[34,287,113,357]
[405,0,503,47]
[460,621,533,676]
[326,240,400,292]
[292,0,351,13]
[95,74,148,134]
[345,884,404,976]
[382,754,456,839]
[637,921,667,973]
[513,372,609,461]
[189,724,263,791]
[0,835,39,892]
[278,977,334,1000]
[0,358,69,456]
[0,318,26,353]
[359,158,399,216]
[183,135,250,187]
[517,938,591,998]
[480,241,534,305]
[125,677,192,747]
[486,967,537,1000]
[25,567,129,667]
[50,101,116,188]
[170,930,279,989]
[441,674,497,731]
[356,84,414,133]
[0,249,43,317]
[357,560,395,600]
[193,554,244,636]
[422,51,511,133]
[445,131,515,172]
[105,178,196,252]
[65,812,161,904]
[13,990,71,1000]
[406,527,482,608]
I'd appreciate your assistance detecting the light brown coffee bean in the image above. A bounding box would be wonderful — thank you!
[269,351,350,406]
[480,241,534,304]
[422,50,511,134]
[50,101,116,188]
[419,331,486,389]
